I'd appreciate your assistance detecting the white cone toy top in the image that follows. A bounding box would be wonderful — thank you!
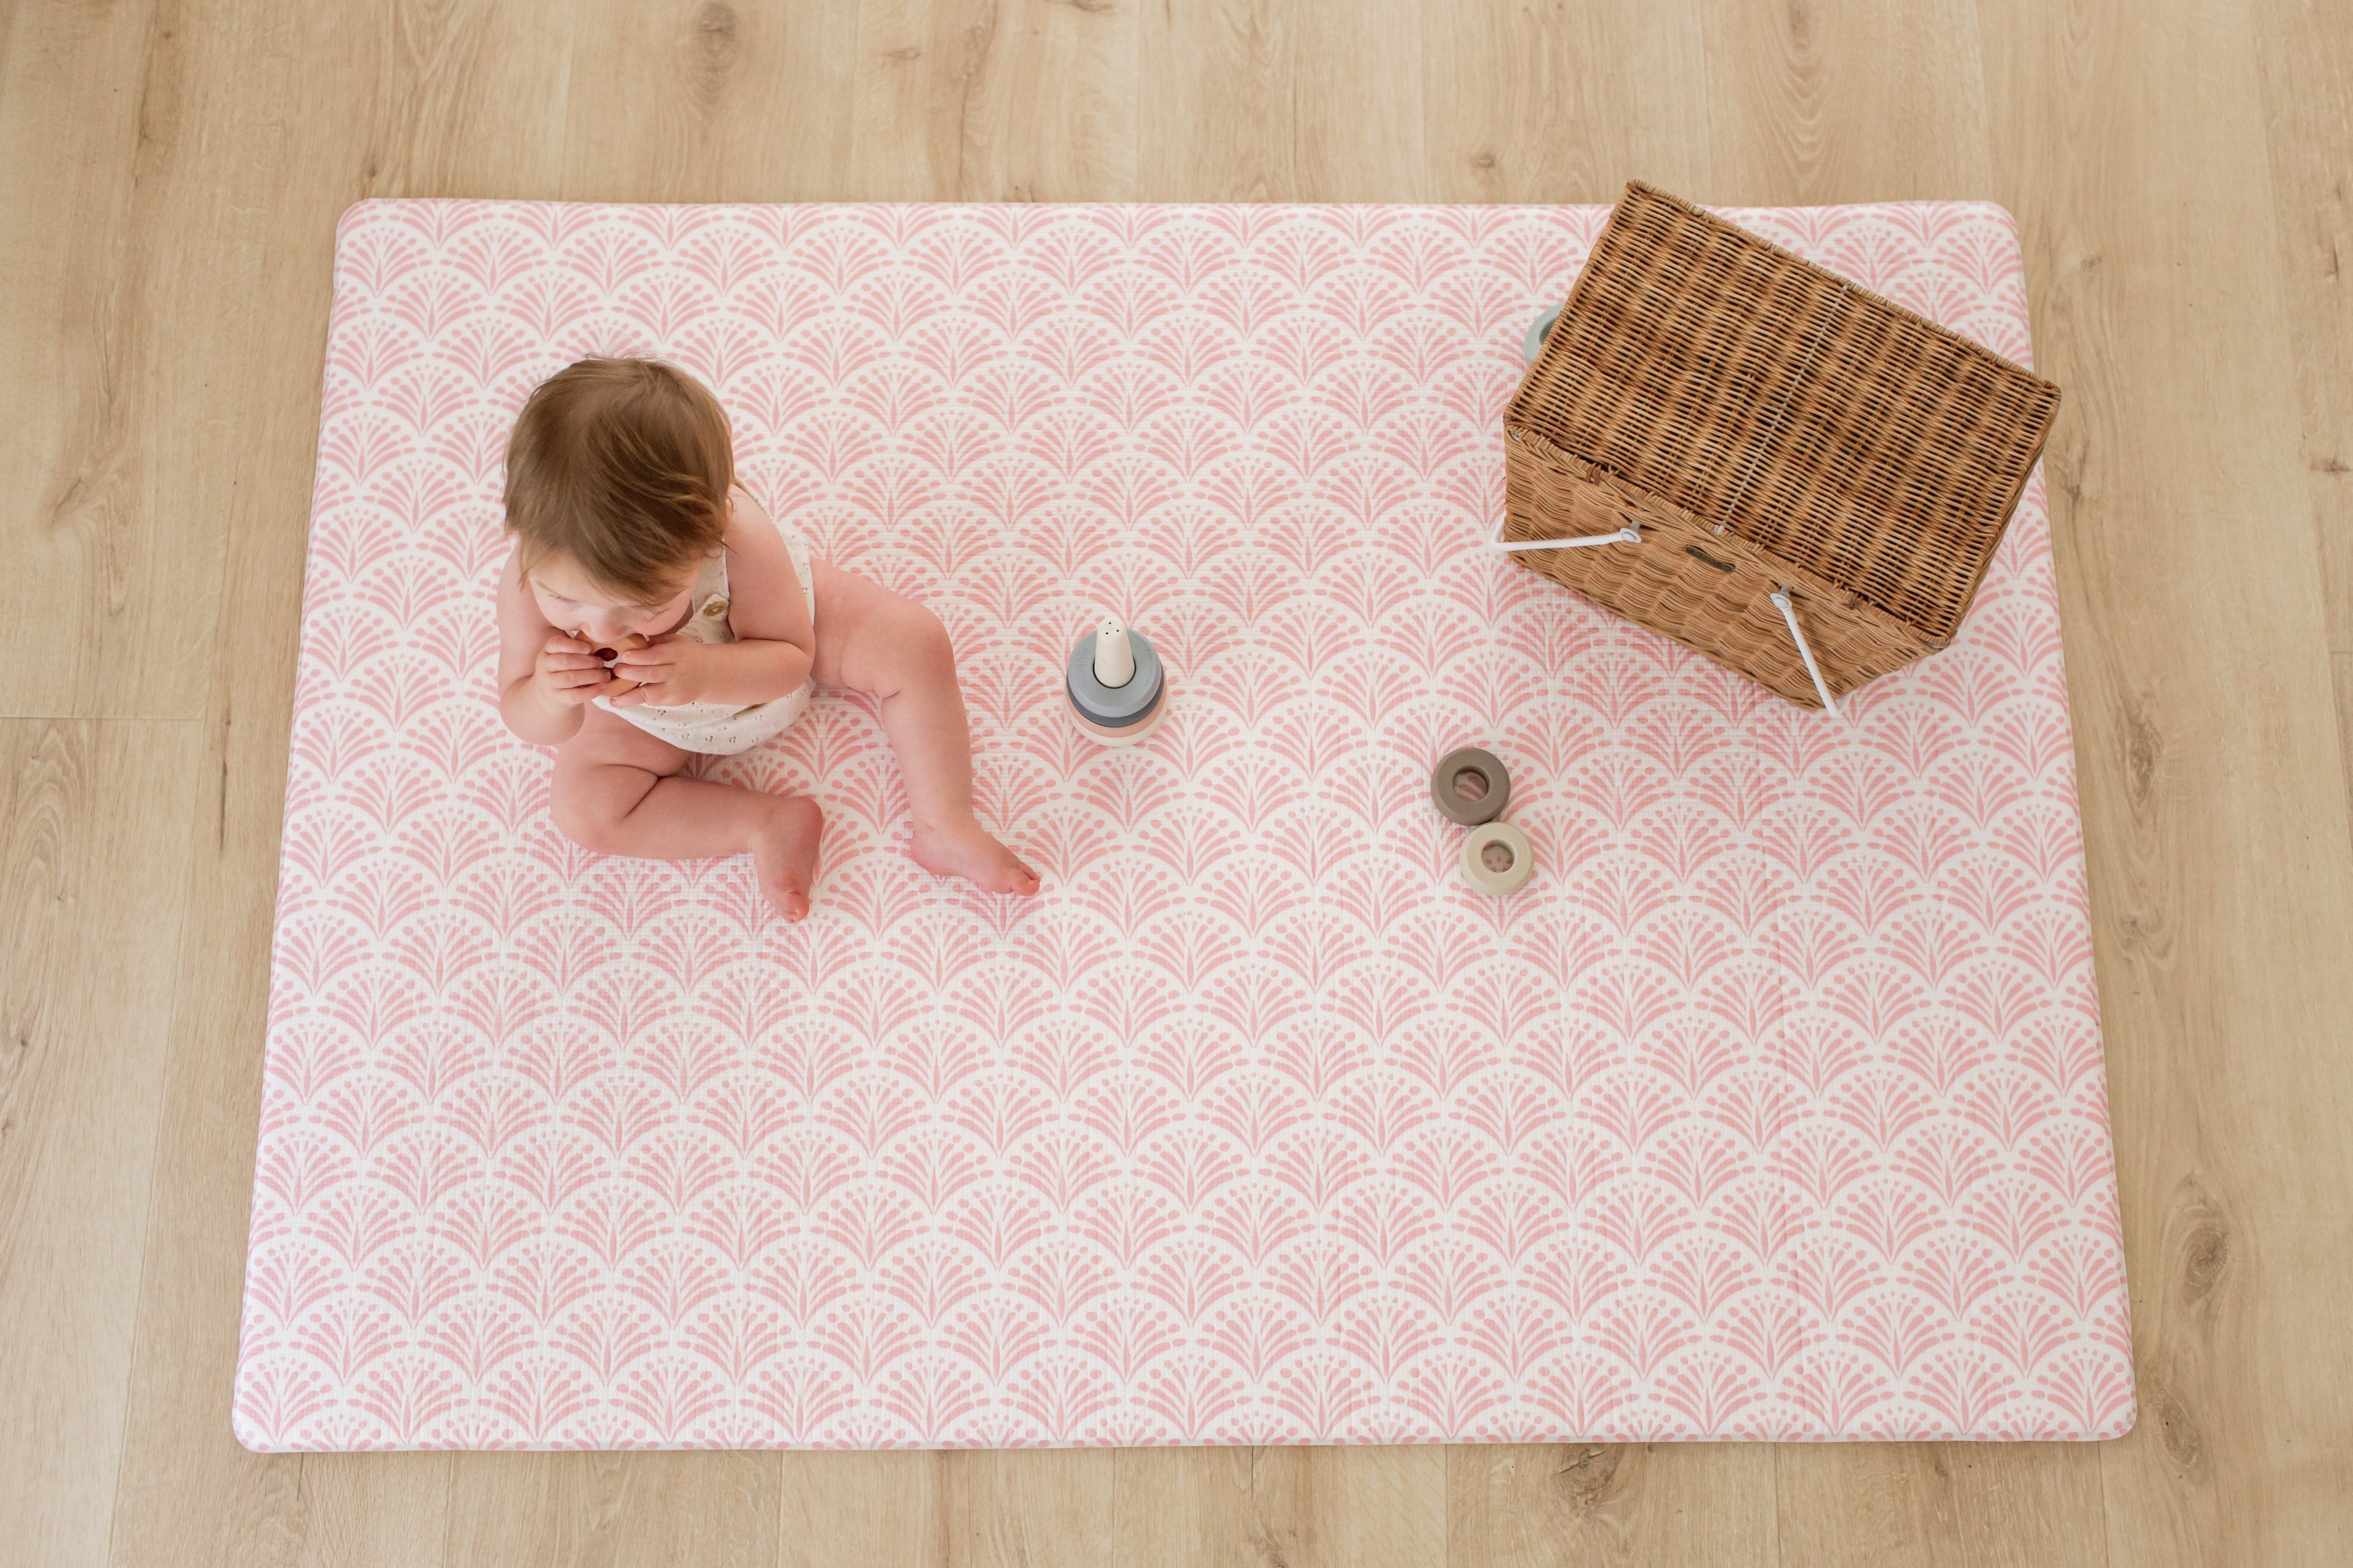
[1067,612,1168,748]
[1094,617,1137,688]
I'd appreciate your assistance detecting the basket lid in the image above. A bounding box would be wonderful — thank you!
[1508,182,2061,643]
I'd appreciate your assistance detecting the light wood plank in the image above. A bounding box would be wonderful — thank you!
[783,1452,949,1568]
[0,719,204,1568]
[1700,0,1994,202]
[295,1455,454,1568]
[1139,0,1429,203]
[0,0,202,720]
[2339,653,2353,835]
[1114,1445,1441,1568]
[1446,1444,1775,1568]
[1419,0,1714,203]
[2249,0,2353,848]
[1979,2,2353,1566]
[849,0,1139,202]
[1114,1447,1307,1566]
[444,1451,781,1567]
[354,0,577,200]
[1301,1445,1445,1568]
[563,0,858,203]
[1771,1445,2103,1568]
[940,1449,1116,1568]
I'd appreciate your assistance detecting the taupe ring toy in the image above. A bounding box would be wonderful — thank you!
[1430,747,1510,826]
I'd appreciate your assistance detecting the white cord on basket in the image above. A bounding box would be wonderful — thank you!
[1487,511,1641,553]
[1493,432,1643,552]
[1769,589,1840,718]
[1493,420,1838,721]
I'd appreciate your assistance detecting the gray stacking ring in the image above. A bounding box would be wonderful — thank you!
[1066,626,1165,728]
[1431,747,1510,825]
[1523,305,1562,366]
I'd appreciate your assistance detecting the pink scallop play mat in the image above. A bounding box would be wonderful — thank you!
[237,199,2132,1450]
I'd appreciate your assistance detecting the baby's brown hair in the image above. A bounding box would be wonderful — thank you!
[503,357,734,599]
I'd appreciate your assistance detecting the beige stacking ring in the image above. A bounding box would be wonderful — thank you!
[1460,820,1534,896]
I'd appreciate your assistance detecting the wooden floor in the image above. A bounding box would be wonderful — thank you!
[3,0,2349,1563]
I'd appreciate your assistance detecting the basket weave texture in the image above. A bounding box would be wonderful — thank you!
[1504,182,2061,707]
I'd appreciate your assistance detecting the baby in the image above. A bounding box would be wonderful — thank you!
[495,357,1040,920]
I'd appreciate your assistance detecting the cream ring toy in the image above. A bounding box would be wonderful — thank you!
[1460,820,1534,896]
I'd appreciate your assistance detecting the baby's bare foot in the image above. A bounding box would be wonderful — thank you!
[912,819,1042,897]
[751,796,824,923]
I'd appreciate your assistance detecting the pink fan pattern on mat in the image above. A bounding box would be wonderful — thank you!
[238,200,2131,1450]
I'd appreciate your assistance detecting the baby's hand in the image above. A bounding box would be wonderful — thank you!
[607,634,713,707]
[532,634,611,708]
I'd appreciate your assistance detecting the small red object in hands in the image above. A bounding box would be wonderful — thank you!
[602,633,653,697]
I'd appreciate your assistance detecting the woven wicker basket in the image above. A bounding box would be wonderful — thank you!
[1503,182,2061,710]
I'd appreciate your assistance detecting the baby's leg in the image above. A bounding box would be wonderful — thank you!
[808,562,1040,896]
[550,705,823,921]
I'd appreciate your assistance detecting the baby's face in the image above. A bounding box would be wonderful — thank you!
[529,553,696,647]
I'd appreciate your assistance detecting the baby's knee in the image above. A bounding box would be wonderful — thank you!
[549,780,630,855]
[883,600,957,677]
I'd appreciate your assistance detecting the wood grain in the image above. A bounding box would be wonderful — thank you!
[296,1456,453,1568]
[565,0,859,203]
[1116,1446,1440,1567]
[850,0,1139,203]
[355,0,577,200]
[782,1452,949,1567]
[1140,0,1430,203]
[1979,1,2353,1565]
[1420,0,1715,205]
[1446,1443,1775,1568]
[4,1,2352,1566]
[1701,0,1994,202]
[444,1452,782,1567]
[0,720,203,1568]
[1114,1447,1310,1565]
[1770,1444,2104,1567]
[2250,0,2353,844]
[941,1449,1116,1568]
[0,0,213,719]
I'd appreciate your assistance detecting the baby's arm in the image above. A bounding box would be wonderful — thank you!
[607,489,815,708]
[496,549,606,745]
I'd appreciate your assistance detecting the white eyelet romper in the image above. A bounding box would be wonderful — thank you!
[593,513,819,756]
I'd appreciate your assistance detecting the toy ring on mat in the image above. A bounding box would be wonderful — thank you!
[1067,617,1168,747]
[1461,820,1535,896]
[1431,748,1510,826]
[1523,306,1562,366]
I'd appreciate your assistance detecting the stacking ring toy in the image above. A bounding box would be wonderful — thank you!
[1523,306,1562,367]
[1067,616,1168,748]
[1430,748,1510,826]
[1460,820,1534,896]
